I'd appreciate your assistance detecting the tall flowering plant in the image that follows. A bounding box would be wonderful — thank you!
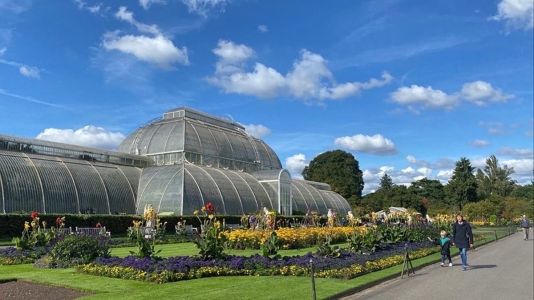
[193,202,227,259]
[12,211,54,250]
[127,205,161,258]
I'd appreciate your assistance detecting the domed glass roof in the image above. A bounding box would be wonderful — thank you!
[119,107,281,172]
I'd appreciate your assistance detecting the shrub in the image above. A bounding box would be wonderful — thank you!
[47,235,110,267]
[261,231,281,258]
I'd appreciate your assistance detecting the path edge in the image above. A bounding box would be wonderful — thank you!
[327,231,517,300]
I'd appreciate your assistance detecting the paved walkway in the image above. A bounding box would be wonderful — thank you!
[343,230,533,300]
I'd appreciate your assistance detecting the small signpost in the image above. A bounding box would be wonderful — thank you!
[310,258,316,300]
[401,243,415,278]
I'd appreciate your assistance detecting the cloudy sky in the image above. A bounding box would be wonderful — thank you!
[0,0,532,193]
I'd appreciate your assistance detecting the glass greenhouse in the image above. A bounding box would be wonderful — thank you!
[0,107,352,216]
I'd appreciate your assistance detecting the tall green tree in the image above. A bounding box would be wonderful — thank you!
[476,155,515,198]
[409,178,445,214]
[378,173,393,191]
[302,150,364,205]
[445,157,478,210]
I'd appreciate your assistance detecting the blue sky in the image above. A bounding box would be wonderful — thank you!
[0,0,532,193]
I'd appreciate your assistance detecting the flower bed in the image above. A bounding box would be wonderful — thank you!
[77,241,435,283]
[225,226,368,249]
[0,247,47,265]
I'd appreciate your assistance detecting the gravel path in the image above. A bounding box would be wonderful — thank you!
[0,280,88,299]
[343,230,533,300]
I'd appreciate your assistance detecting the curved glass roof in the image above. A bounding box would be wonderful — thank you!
[118,107,282,172]
[136,163,350,216]
[0,150,140,214]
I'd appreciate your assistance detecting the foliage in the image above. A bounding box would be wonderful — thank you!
[260,231,281,258]
[193,202,227,259]
[476,155,515,198]
[0,246,47,265]
[445,157,478,209]
[47,235,110,268]
[379,173,393,191]
[510,183,534,200]
[77,242,436,283]
[302,150,364,204]
[127,222,161,259]
[0,214,251,239]
[315,234,342,257]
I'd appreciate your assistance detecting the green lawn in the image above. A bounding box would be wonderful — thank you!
[0,229,514,300]
[111,242,348,258]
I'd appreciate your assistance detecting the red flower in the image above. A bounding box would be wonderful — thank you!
[205,202,215,214]
[96,222,102,228]
[55,217,62,226]
[30,211,39,220]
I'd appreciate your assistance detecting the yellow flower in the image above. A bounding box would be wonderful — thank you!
[193,210,199,216]
[24,221,30,231]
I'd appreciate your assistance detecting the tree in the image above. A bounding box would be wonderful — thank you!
[409,178,445,215]
[445,158,478,210]
[476,155,515,198]
[510,182,534,200]
[302,150,364,205]
[378,173,393,192]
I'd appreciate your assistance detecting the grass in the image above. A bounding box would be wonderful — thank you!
[0,228,515,299]
[111,242,348,258]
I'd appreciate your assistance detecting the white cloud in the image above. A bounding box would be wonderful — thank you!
[491,0,534,31]
[139,0,166,10]
[181,0,228,17]
[437,169,453,180]
[36,125,125,150]
[470,139,490,147]
[391,81,513,111]
[115,6,160,35]
[209,40,393,101]
[243,124,271,139]
[417,167,432,177]
[102,7,189,68]
[460,81,513,106]
[73,0,102,14]
[213,40,255,64]
[19,65,40,79]
[0,52,42,79]
[257,24,268,33]
[285,153,308,178]
[390,85,458,110]
[498,147,534,159]
[102,32,189,68]
[406,155,417,164]
[334,134,396,155]
[401,166,415,174]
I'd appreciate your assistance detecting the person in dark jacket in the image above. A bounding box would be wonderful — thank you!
[520,215,530,240]
[429,230,453,267]
[452,214,473,271]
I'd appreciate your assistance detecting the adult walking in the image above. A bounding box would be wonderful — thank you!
[452,214,473,271]
[520,215,530,240]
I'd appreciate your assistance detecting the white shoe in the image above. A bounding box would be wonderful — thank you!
[440,263,444,266]
[448,263,453,267]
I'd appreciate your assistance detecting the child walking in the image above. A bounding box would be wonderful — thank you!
[430,230,452,267]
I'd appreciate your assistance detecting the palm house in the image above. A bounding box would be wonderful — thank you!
[0,107,351,216]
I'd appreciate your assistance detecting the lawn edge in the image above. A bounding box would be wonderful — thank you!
[326,231,516,299]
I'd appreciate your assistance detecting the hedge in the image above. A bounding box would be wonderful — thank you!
[0,214,314,239]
